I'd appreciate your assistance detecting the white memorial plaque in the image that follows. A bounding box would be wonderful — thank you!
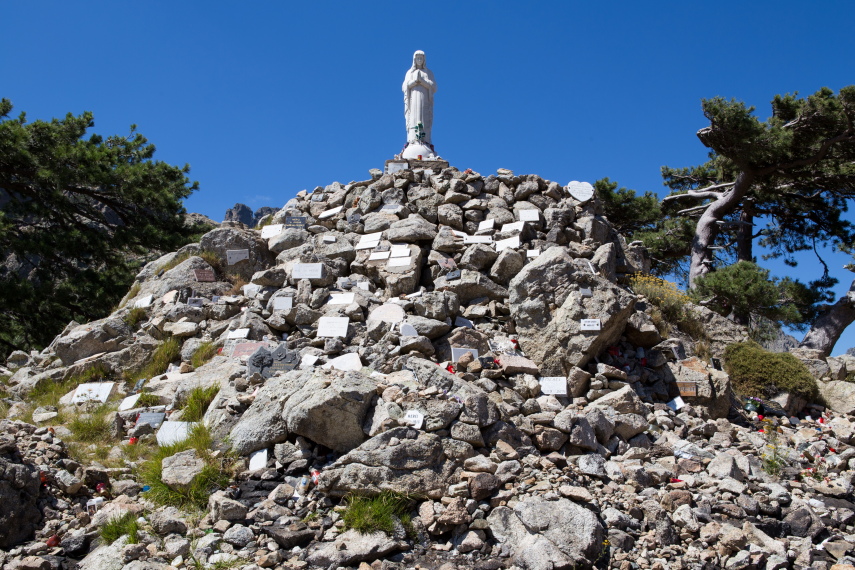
[527,249,540,258]
[495,236,520,252]
[666,396,686,411]
[260,224,284,238]
[118,393,141,411]
[477,219,495,231]
[292,263,324,279]
[403,409,424,429]
[400,323,418,336]
[273,296,293,311]
[464,235,493,244]
[226,249,250,265]
[134,295,154,309]
[249,448,268,471]
[501,221,525,234]
[518,209,540,222]
[300,353,319,368]
[580,319,601,331]
[539,377,568,396]
[228,328,251,339]
[356,232,383,250]
[323,235,336,243]
[386,161,407,173]
[566,180,595,202]
[580,287,593,298]
[369,250,391,261]
[328,292,355,305]
[318,206,342,219]
[451,347,479,362]
[387,257,412,267]
[317,316,349,338]
[451,230,468,238]
[71,382,115,404]
[356,281,370,291]
[156,421,194,446]
[322,352,363,371]
[389,244,411,258]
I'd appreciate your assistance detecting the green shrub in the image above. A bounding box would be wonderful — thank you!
[191,342,218,368]
[123,307,147,328]
[136,424,231,510]
[723,341,818,401]
[629,274,707,342]
[181,385,220,422]
[100,512,140,544]
[341,492,414,536]
[159,250,221,274]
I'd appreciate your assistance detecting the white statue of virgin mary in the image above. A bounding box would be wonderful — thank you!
[402,50,437,158]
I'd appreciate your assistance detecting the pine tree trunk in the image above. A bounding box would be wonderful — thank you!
[689,172,755,288]
[800,285,855,356]
[736,200,754,263]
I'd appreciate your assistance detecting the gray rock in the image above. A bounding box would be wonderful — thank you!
[405,315,451,340]
[489,248,525,285]
[578,454,607,478]
[149,506,188,535]
[487,496,605,569]
[0,453,42,549]
[161,449,205,491]
[306,529,404,567]
[317,427,470,499]
[229,367,376,454]
[588,385,647,416]
[433,270,508,304]
[208,491,247,521]
[51,316,131,366]
[222,523,254,547]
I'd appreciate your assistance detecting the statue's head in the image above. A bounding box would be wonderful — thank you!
[413,50,425,69]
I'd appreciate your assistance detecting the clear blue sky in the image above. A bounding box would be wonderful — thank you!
[5,1,855,353]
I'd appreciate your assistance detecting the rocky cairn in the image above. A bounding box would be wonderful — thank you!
[4,167,855,569]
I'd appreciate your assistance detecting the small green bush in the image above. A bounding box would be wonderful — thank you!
[159,250,221,274]
[123,307,148,328]
[191,342,218,369]
[723,341,818,401]
[341,492,414,536]
[100,512,140,544]
[181,385,220,422]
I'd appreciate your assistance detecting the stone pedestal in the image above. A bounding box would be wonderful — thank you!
[385,158,450,174]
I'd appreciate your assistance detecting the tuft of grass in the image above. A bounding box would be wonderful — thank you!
[69,405,113,442]
[191,342,218,369]
[136,424,232,511]
[341,491,414,536]
[159,250,222,274]
[123,307,148,328]
[760,418,787,478]
[225,274,247,295]
[100,512,140,544]
[181,385,220,422]
[136,392,161,408]
[120,283,142,309]
[126,337,181,383]
[29,363,110,408]
[724,341,818,401]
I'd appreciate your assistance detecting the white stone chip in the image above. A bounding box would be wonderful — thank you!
[134,295,154,309]
[322,352,363,372]
[300,353,319,368]
[318,206,343,219]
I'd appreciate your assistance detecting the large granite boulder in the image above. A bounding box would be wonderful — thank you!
[317,427,473,499]
[487,496,605,569]
[510,247,636,375]
[50,316,132,366]
[229,368,376,454]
